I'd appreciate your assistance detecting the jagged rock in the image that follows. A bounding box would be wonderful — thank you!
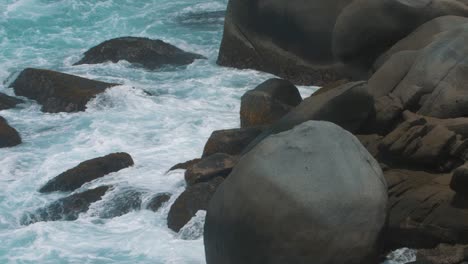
[39,153,134,193]
[74,37,205,69]
[243,81,374,153]
[168,177,224,232]
[146,193,171,212]
[168,158,202,171]
[380,119,458,169]
[10,68,118,113]
[185,153,237,186]
[385,169,468,249]
[205,121,387,264]
[0,116,21,148]
[0,92,23,110]
[202,127,263,157]
[96,188,142,218]
[240,78,302,128]
[21,186,110,225]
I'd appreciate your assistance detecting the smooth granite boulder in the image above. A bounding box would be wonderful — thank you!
[204,121,387,264]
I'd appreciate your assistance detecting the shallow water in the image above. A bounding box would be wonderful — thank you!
[0,0,413,263]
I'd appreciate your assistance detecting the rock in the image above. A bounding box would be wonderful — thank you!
[368,22,468,131]
[96,188,142,218]
[146,193,171,212]
[204,121,387,264]
[218,0,351,85]
[0,116,21,148]
[74,37,205,69]
[21,186,110,225]
[0,92,23,110]
[410,244,468,264]
[168,158,202,171]
[39,152,134,193]
[451,165,468,196]
[379,119,458,169]
[243,81,374,153]
[333,1,468,69]
[240,78,302,128]
[168,177,224,232]
[385,169,468,249]
[10,68,118,113]
[185,153,237,186]
[356,134,383,158]
[202,127,263,157]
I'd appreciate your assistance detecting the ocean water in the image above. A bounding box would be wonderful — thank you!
[0,0,414,263]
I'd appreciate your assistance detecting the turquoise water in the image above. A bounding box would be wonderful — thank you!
[0,0,410,263]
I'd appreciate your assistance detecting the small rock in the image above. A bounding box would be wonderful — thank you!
[168,158,201,171]
[240,78,302,128]
[39,152,134,193]
[202,127,263,157]
[0,92,23,110]
[21,186,110,225]
[185,153,237,186]
[451,166,468,196]
[146,193,171,212]
[0,116,21,148]
[167,177,224,232]
[74,37,206,69]
[10,68,118,113]
[96,188,142,218]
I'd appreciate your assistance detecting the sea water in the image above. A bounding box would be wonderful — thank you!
[0,0,414,263]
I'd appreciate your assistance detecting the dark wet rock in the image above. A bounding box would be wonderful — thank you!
[21,186,110,225]
[202,127,263,157]
[409,244,468,264]
[356,134,383,159]
[0,92,23,110]
[168,158,202,171]
[10,68,118,113]
[39,153,134,193]
[385,169,468,249]
[205,121,387,264]
[451,165,468,196]
[168,177,224,232]
[240,78,302,128]
[146,193,171,212]
[97,188,142,218]
[74,37,205,69]
[185,153,237,186]
[243,81,374,153]
[0,116,21,148]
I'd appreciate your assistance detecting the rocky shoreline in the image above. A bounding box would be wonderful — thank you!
[3,0,468,263]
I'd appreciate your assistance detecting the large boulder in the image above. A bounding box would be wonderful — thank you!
[0,116,21,148]
[74,37,205,69]
[21,186,110,225]
[202,127,263,157]
[332,0,468,69]
[240,78,302,128]
[39,152,134,193]
[204,121,388,264]
[168,177,224,232]
[0,92,23,110]
[10,68,118,113]
[243,81,374,153]
[218,0,352,85]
